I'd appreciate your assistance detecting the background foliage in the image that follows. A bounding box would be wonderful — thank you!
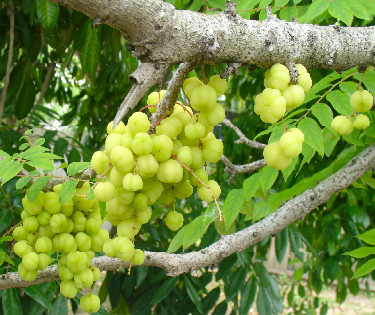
[1,0,375,314]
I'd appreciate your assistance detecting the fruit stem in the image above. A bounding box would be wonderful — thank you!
[153,112,168,127]
[175,101,193,117]
[1,221,22,237]
[357,72,365,90]
[139,104,156,112]
[173,156,222,221]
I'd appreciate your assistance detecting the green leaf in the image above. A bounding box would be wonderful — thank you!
[150,277,178,304]
[1,160,24,185]
[36,0,59,28]
[19,143,29,151]
[202,287,220,313]
[311,103,333,128]
[15,75,36,119]
[3,288,22,315]
[259,166,278,192]
[35,138,46,146]
[358,70,375,96]
[24,285,53,309]
[352,258,375,279]
[184,276,203,313]
[67,162,91,176]
[225,268,247,301]
[281,157,298,182]
[26,155,55,170]
[239,277,257,315]
[243,173,260,200]
[236,0,261,19]
[16,176,32,189]
[275,228,288,264]
[326,90,352,116]
[27,176,51,202]
[323,128,339,157]
[58,179,78,203]
[356,228,375,245]
[0,150,10,157]
[288,226,303,261]
[298,117,324,157]
[99,201,106,220]
[50,294,68,315]
[298,0,329,23]
[0,208,13,234]
[328,1,353,26]
[167,224,187,253]
[344,246,375,258]
[183,216,205,250]
[81,26,101,78]
[345,0,374,20]
[223,189,245,230]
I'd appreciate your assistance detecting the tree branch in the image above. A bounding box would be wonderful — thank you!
[0,2,15,123]
[222,118,266,149]
[113,63,172,127]
[50,0,375,71]
[150,62,196,126]
[2,144,374,289]
[220,155,266,183]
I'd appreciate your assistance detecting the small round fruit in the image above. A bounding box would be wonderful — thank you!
[80,294,100,314]
[94,181,117,202]
[22,252,40,271]
[331,115,354,135]
[263,141,292,170]
[127,112,150,134]
[107,121,126,134]
[165,211,184,231]
[190,85,217,111]
[354,114,370,130]
[351,90,373,112]
[208,75,227,96]
[197,180,221,203]
[183,77,204,99]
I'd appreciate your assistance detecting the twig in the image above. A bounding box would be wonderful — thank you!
[220,155,266,183]
[113,63,172,127]
[150,62,196,126]
[0,2,15,123]
[222,118,266,149]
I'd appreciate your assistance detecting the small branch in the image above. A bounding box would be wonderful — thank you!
[1,144,374,288]
[221,63,241,79]
[150,62,196,126]
[220,155,266,183]
[113,63,172,127]
[0,2,15,123]
[222,118,266,149]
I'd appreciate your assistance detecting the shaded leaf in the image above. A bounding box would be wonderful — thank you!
[223,189,244,230]
[150,277,178,304]
[36,0,59,28]
[24,285,53,309]
[27,176,51,202]
[58,179,78,203]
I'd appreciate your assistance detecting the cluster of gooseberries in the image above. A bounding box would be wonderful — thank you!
[257,63,312,170]
[263,128,305,170]
[91,74,226,237]
[331,90,373,135]
[12,184,108,313]
[254,63,312,124]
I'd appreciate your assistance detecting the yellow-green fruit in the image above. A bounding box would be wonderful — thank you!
[105,133,122,156]
[263,141,292,170]
[90,151,110,175]
[38,253,52,270]
[354,114,370,130]
[183,77,204,100]
[254,89,286,124]
[131,249,145,265]
[80,294,100,314]
[110,146,134,173]
[18,263,38,281]
[157,159,183,184]
[60,281,78,298]
[94,181,117,202]
[22,252,39,271]
[165,211,184,231]
[282,85,305,110]
[111,236,135,261]
[127,112,150,134]
[207,75,227,96]
[331,115,354,135]
[190,85,217,111]
[197,180,221,203]
[14,240,32,258]
[147,90,166,113]
[350,90,373,112]
[266,63,290,91]
[107,121,126,134]
[279,129,304,158]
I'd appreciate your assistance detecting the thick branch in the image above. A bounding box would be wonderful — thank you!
[51,0,375,70]
[2,144,374,288]
[0,2,15,123]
